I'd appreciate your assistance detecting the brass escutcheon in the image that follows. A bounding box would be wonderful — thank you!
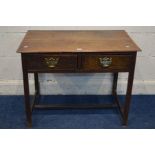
[99,57,112,67]
[44,57,59,68]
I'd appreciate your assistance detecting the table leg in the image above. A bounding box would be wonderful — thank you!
[34,73,40,95]
[112,73,118,95]
[122,71,135,125]
[112,72,135,125]
[23,71,32,128]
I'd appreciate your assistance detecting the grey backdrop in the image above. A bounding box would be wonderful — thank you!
[0,26,154,95]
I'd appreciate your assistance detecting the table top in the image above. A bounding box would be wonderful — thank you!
[17,30,141,53]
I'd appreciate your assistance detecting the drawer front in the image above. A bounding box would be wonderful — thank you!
[25,54,77,71]
[82,54,132,72]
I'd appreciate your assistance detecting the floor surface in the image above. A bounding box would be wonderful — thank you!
[0,95,154,129]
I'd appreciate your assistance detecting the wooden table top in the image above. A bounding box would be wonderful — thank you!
[17,30,141,53]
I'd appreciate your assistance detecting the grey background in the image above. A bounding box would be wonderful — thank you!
[0,26,154,95]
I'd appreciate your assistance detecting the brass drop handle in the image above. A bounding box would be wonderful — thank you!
[99,57,112,67]
[44,57,59,68]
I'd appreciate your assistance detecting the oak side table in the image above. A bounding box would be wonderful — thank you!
[17,30,141,127]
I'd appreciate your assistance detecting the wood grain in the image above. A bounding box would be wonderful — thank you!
[19,30,140,126]
[82,54,133,72]
[17,30,141,53]
[24,53,77,71]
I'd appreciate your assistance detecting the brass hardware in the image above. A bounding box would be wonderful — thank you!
[99,57,112,67]
[44,57,59,68]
